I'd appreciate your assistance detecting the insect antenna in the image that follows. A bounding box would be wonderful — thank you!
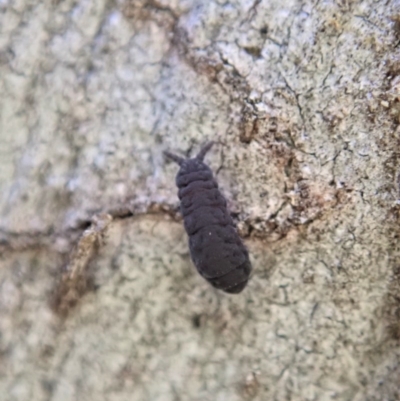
[196,141,215,161]
[164,151,185,166]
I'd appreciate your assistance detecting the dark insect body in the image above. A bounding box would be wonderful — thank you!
[165,142,252,294]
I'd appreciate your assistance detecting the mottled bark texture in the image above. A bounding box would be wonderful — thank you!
[1,0,400,400]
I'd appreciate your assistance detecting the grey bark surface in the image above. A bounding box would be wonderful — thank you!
[1,0,400,400]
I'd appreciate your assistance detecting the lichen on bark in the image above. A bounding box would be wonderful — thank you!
[0,0,400,400]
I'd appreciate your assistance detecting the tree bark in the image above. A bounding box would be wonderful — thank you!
[1,1,400,400]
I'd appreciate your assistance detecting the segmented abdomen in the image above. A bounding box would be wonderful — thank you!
[173,152,251,294]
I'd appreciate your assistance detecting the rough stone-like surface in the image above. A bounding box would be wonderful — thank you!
[1,0,400,400]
